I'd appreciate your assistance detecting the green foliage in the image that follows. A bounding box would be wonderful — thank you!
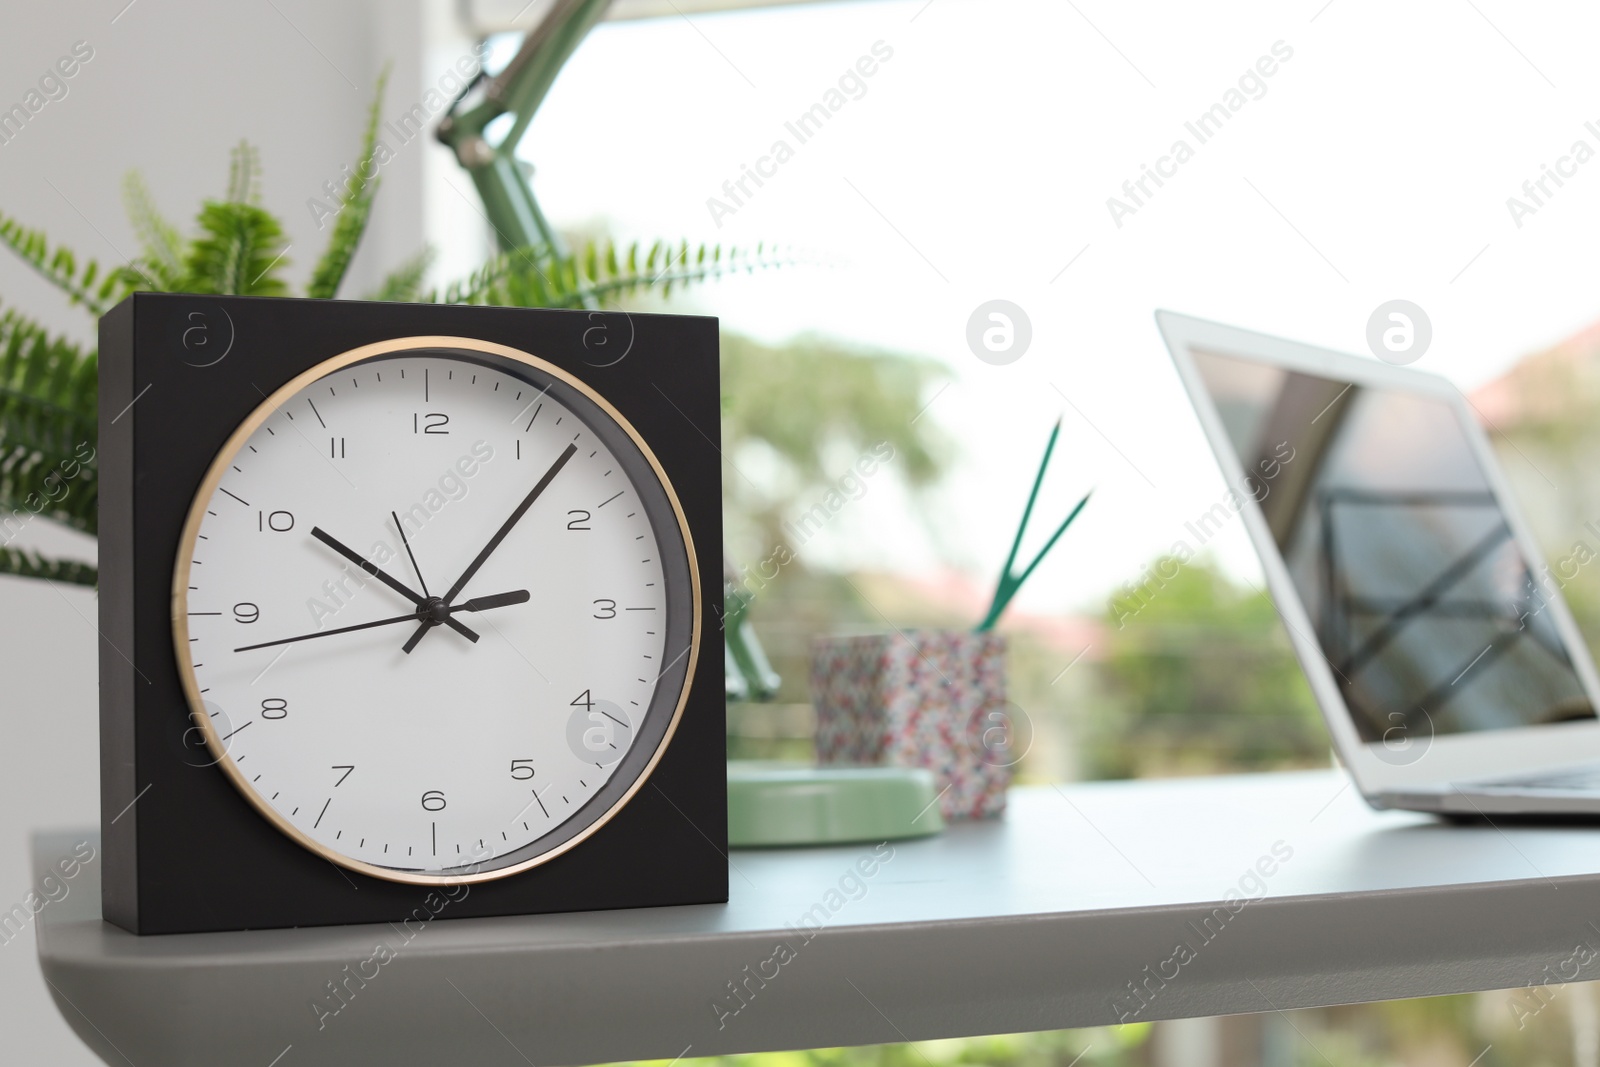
[1091,554,1327,778]
[0,546,96,587]
[0,78,795,588]
[121,142,294,298]
[308,69,389,301]
[722,332,948,490]
[364,248,434,303]
[431,239,788,309]
[122,172,186,291]
[719,331,949,561]
[181,200,291,297]
[180,143,291,297]
[619,1028,1148,1067]
[0,208,125,316]
[0,308,96,541]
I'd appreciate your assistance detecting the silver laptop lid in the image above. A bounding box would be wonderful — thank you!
[1157,311,1600,797]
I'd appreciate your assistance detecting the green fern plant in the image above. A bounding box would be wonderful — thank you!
[0,77,785,587]
[433,237,776,308]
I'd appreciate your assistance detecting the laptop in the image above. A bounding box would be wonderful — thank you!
[1157,309,1600,816]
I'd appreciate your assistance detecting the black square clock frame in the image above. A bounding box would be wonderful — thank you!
[98,293,727,935]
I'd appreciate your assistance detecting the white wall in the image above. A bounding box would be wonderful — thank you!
[0,1,480,1059]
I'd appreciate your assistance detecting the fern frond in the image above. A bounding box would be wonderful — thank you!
[227,141,263,205]
[365,248,434,303]
[121,172,185,291]
[182,201,290,297]
[0,309,97,535]
[308,70,389,301]
[432,239,792,310]
[0,306,96,425]
[0,547,96,587]
[580,240,787,305]
[424,250,525,305]
[0,208,125,314]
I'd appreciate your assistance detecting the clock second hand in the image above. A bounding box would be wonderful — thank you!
[233,590,531,653]
[392,510,431,597]
[402,443,579,655]
[309,526,481,643]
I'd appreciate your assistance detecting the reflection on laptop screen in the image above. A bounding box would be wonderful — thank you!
[1190,349,1596,742]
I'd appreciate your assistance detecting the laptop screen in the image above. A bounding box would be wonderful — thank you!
[1190,349,1595,742]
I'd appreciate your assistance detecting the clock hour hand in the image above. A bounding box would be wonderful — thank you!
[457,589,532,612]
[403,444,578,654]
[232,590,530,653]
[309,526,481,643]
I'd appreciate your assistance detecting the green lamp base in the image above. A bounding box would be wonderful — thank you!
[727,762,946,848]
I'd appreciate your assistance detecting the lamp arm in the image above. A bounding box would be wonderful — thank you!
[436,0,783,702]
[436,0,615,262]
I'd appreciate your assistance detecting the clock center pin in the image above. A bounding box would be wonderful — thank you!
[417,596,451,625]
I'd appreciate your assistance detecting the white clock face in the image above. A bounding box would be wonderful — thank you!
[174,343,697,883]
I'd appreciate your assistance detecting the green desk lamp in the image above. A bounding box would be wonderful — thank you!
[437,0,942,846]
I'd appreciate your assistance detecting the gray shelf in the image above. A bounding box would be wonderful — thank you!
[36,770,1600,1067]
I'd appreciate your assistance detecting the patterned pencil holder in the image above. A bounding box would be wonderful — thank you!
[810,630,1011,820]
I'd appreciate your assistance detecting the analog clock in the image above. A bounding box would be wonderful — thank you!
[172,337,699,884]
[102,296,724,934]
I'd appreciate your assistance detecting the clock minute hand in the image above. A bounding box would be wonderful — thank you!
[403,444,578,655]
[232,589,531,653]
[310,526,481,643]
[441,445,579,604]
